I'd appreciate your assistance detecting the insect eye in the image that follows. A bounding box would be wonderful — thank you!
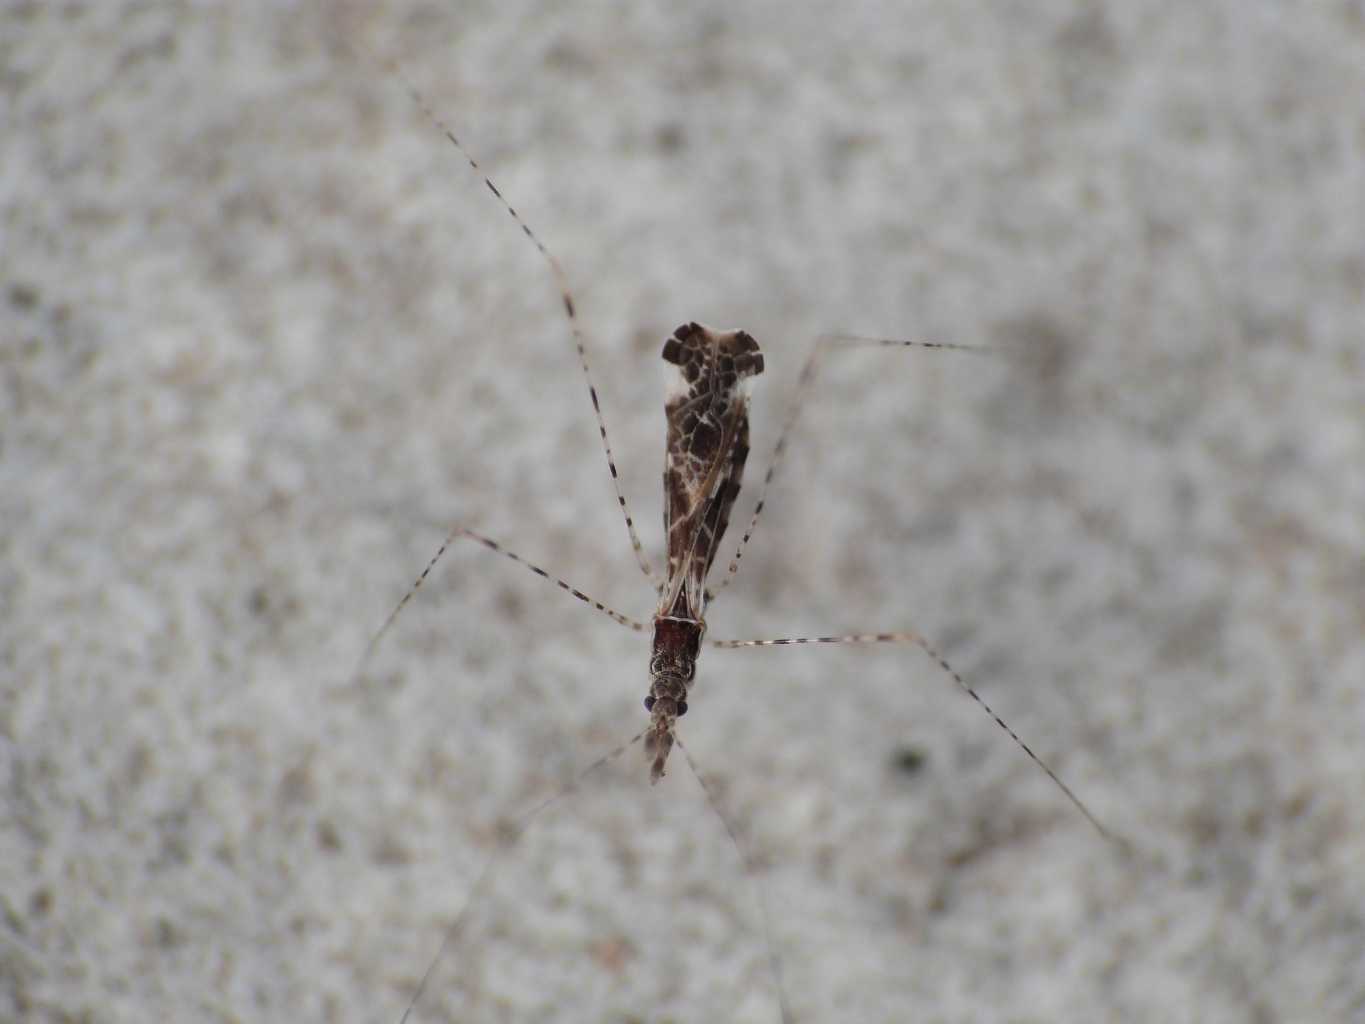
[643,695,656,712]
[677,701,688,717]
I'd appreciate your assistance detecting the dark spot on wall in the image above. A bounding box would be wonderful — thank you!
[891,745,928,776]
[8,282,38,310]
[655,121,686,154]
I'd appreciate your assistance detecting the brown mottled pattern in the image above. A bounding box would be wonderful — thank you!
[659,322,764,622]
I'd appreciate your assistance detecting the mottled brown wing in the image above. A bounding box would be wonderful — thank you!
[659,322,764,620]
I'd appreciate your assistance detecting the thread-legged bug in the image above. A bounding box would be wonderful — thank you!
[346,50,1117,1024]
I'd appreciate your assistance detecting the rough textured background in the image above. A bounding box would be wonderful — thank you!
[4,2,1363,1021]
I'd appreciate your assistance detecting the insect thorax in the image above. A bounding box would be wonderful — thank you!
[650,615,702,686]
[644,615,703,780]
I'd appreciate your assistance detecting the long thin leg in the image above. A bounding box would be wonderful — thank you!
[398,730,647,1024]
[710,334,995,600]
[379,58,658,585]
[353,524,646,685]
[710,629,1114,842]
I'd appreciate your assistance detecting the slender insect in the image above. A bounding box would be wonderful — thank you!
[354,48,1116,1024]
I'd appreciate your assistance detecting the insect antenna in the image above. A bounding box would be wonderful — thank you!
[710,629,1118,844]
[711,334,996,600]
[674,736,793,1024]
[373,55,659,587]
[398,731,648,1024]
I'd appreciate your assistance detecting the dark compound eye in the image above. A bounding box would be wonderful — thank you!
[676,700,688,716]
[643,695,656,712]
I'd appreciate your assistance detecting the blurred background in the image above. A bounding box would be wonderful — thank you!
[3,2,1362,1021]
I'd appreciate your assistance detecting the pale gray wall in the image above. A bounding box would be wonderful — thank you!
[4,3,1362,1021]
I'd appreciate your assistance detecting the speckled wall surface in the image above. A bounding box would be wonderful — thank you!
[4,3,1363,1021]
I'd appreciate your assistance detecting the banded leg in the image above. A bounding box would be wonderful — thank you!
[710,334,994,601]
[399,730,647,1024]
[710,629,1114,842]
[380,58,659,586]
[353,524,646,685]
